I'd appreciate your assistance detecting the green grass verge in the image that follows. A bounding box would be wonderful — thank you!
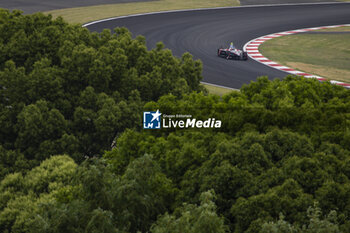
[45,0,240,24]
[316,26,350,32]
[202,83,237,96]
[259,28,350,83]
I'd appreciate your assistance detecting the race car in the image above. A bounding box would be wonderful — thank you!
[217,42,248,60]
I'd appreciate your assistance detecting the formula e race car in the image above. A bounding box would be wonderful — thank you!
[217,43,248,61]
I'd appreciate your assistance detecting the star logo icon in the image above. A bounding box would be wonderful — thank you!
[143,110,162,129]
[151,109,162,122]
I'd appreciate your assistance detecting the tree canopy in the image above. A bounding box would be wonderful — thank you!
[1,8,350,233]
[0,9,203,173]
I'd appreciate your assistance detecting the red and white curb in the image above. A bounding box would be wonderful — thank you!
[243,24,350,89]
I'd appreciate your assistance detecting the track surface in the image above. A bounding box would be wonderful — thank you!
[86,3,350,88]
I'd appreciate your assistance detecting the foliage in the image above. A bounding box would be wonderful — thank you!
[0,9,203,176]
[105,76,350,232]
[260,202,340,233]
[1,7,350,233]
[0,155,77,233]
[151,190,229,233]
[2,74,350,232]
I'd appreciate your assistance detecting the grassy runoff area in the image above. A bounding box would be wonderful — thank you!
[202,83,238,95]
[46,0,240,24]
[46,0,239,95]
[259,26,350,83]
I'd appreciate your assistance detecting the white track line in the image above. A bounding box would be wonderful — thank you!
[243,24,350,89]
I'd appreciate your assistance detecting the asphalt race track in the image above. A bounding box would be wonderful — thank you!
[86,3,350,89]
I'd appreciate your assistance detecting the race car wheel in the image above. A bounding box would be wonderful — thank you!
[242,52,248,61]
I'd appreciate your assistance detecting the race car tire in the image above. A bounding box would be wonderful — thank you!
[242,52,248,61]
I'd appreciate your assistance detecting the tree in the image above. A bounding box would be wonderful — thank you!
[0,146,31,180]
[260,202,340,233]
[0,155,77,233]
[15,100,67,161]
[151,190,229,233]
[112,154,177,232]
[0,9,203,165]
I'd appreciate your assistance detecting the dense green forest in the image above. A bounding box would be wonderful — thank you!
[1,9,350,233]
